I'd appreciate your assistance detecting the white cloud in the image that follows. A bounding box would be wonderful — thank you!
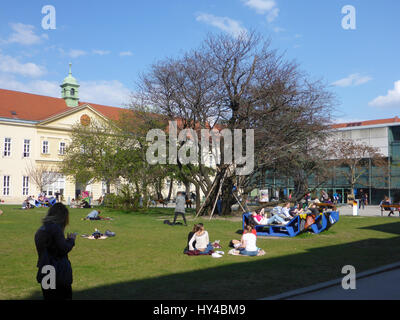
[369,80,400,108]
[196,13,247,38]
[0,74,59,97]
[6,23,47,45]
[332,117,364,124]
[119,51,133,57]
[331,73,373,87]
[92,50,110,56]
[273,26,285,33]
[0,53,46,77]
[0,75,131,107]
[242,0,279,22]
[69,49,87,58]
[242,0,276,14]
[79,80,131,107]
[267,7,280,23]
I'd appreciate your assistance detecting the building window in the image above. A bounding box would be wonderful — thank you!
[3,176,10,196]
[23,139,30,158]
[59,142,66,155]
[42,141,49,154]
[44,175,65,197]
[22,176,29,196]
[4,138,11,157]
[71,88,75,96]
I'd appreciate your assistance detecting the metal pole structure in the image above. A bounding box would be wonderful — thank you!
[369,158,372,205]
[389,155,392,200]
[209,169,228,220]
[232,191,247,213]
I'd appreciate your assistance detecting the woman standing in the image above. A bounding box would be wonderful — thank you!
[34,203,76,300]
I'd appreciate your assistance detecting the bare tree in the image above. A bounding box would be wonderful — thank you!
[134,31,335,215]
[330,138,388,196]
[25,162,61,194]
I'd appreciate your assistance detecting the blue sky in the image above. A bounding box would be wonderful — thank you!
[0,0,399,122]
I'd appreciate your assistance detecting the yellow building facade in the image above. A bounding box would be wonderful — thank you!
[0,68,122,204]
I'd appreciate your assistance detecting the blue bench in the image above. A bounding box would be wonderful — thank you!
[242,213,301,237]
[243,211,339,237]
[310,211,340,234]
[33,197,57,208]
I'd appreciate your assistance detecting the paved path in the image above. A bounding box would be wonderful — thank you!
[337,204,400,217]
[288,267,400,300]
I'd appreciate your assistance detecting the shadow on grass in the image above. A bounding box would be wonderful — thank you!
[26,222,400,300]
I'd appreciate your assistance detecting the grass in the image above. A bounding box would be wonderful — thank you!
[1,205,400,300]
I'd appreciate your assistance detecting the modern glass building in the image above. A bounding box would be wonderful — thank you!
[251,117,400,205]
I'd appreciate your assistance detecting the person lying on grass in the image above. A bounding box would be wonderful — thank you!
[84,210,101,220]
[252,208,288,225]
[188,223,214,254]
[230,225,265,257]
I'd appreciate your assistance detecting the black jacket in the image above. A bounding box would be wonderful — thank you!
[34,222,75,286]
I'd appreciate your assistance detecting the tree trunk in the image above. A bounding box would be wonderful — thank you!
[167,178,174,201]
[293,170,308,202]
[195,183,201,213]
[198,166,236,216]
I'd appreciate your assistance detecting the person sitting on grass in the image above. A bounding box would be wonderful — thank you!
[69,198,78,208]
[231,225,265,257]
[188,224,213,254]
[184,223,203,252]
[80,199,91,209]
[231,222,257,249]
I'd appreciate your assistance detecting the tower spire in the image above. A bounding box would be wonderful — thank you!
[61,63,80,107]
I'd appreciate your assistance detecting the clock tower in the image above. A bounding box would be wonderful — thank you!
[61,63,80,107]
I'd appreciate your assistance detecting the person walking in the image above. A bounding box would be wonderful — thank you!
[34,203,76,300]
[358,189,365,210]
[173,192,187,226]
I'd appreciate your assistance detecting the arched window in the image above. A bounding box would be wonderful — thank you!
[71,88,75,96]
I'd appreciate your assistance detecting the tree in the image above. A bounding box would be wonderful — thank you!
[135,31,334,215]
[25,161,60,194]
[330,138,388,196]
[61,120,127,194]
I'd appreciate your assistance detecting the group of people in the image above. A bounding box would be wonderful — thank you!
[22,194,57,209]
[355,189,369,209]
[250,201,320,226]
[185,222,265,257]
[69,198,91,209]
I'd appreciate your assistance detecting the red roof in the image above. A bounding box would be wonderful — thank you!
[0,88,127,122]
[331,117,400,129]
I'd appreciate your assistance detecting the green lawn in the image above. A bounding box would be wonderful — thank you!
[1,205,400,300]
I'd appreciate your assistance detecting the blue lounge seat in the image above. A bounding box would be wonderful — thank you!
[242,211,340,237]
[242,213,301,238]
[310,211,340,234]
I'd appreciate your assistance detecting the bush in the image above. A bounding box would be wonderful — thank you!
[103,186,140,211]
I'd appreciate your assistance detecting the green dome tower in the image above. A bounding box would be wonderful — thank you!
[61,63,80,107]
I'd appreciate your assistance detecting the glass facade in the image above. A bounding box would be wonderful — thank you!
[250,125,400,205]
